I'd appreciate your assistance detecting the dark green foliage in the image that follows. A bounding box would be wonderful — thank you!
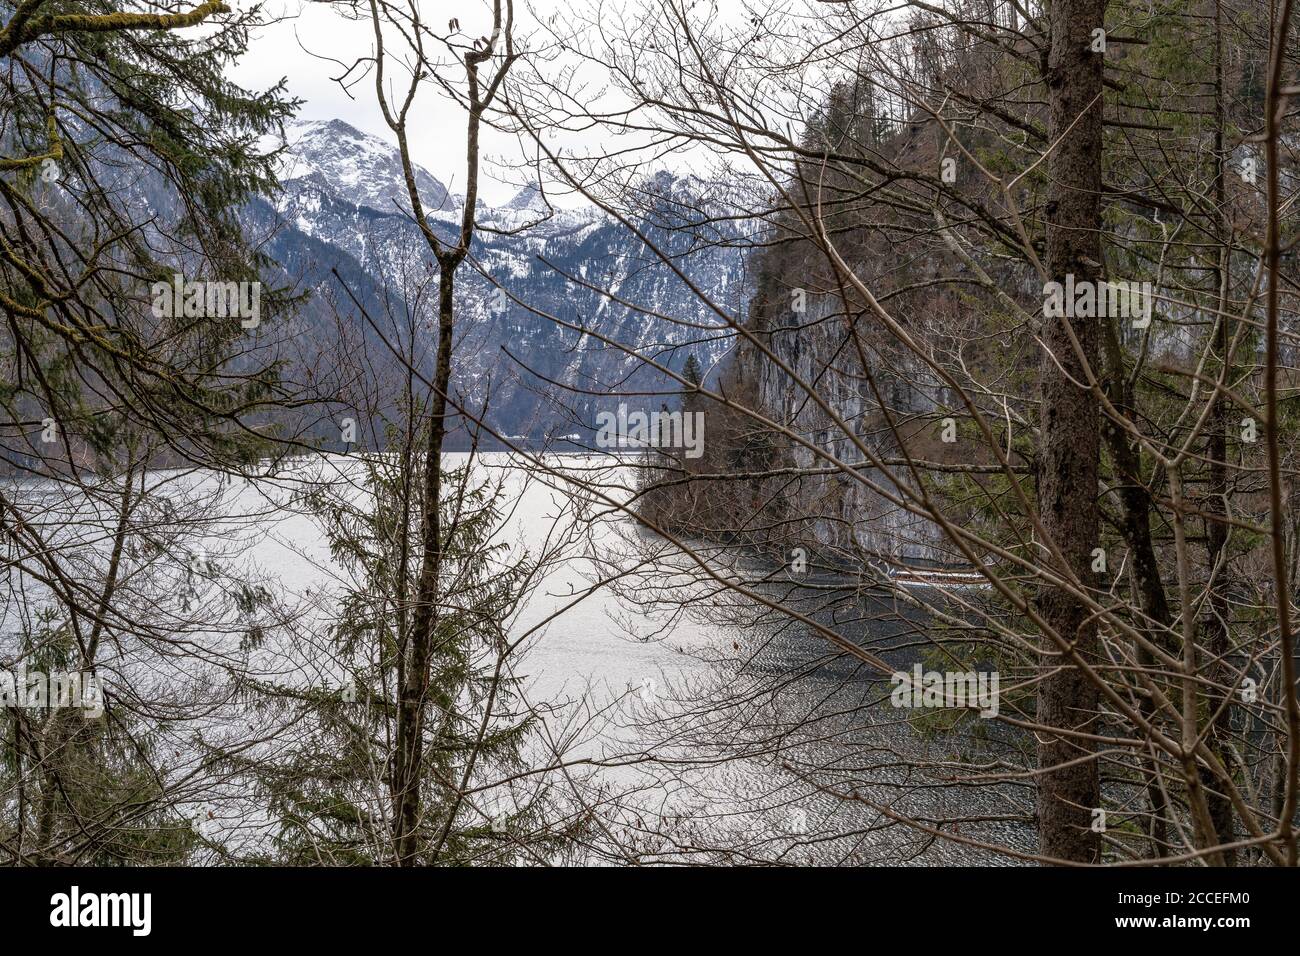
[247,438,550,865]
[0,0,301,476]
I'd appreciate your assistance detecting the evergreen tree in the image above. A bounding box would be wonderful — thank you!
[0,2,296,864]
[682,353,703,389]
[243,431,564,865]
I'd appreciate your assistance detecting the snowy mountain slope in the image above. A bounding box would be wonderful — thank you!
[255,119,753,446]
[280,119,454,216]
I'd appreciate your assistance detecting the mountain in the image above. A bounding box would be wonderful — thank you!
[249,119,753,449]
[280,119,454,216]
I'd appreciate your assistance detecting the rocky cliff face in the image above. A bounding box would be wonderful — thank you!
[738,282,952,566]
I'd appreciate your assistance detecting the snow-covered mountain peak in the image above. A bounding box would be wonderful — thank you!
[502,184,551,212]
[281,118,453,215]
[252,115,753,437]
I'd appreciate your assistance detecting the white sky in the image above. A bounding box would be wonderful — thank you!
[229,0,763,205]
[229,0,524,203]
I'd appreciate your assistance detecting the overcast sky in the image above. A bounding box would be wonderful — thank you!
[229,0,524,203]
[229,0,761,205]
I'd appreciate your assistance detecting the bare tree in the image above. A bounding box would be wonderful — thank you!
[479,0,1300,865]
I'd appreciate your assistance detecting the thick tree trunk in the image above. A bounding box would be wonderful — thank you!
[1036,0,1105,864]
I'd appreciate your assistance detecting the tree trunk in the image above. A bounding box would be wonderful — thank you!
[391,267,456,865]
[1098,368,1171,854]
[1036,0,1105,864]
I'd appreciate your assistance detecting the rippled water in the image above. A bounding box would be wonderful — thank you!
[4,452,1032,863]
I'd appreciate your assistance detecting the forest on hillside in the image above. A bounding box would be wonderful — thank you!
[0,0,1298,887]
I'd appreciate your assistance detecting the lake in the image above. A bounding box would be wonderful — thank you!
[2,452,1030,863]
